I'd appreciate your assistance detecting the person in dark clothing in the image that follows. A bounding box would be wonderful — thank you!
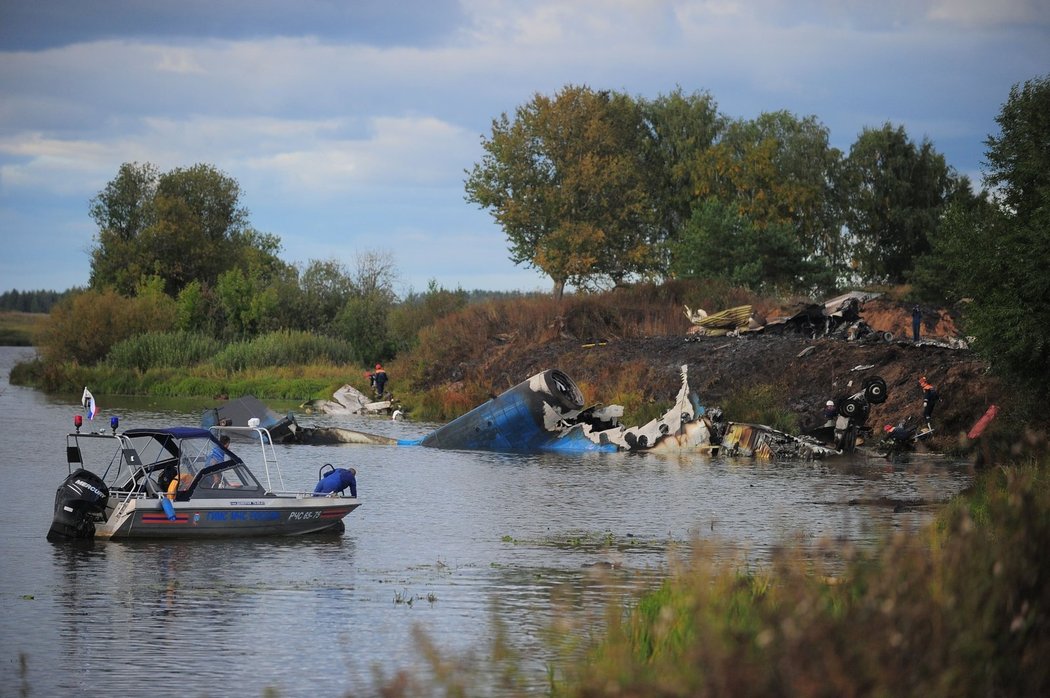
[884,423,916,444]
[881,419,915,447]
[912,305,922,342]
[372,363,388,397]
[919,376,939,425]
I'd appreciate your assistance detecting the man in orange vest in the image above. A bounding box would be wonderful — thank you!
[919,376,939,426]
[372,363,388,398]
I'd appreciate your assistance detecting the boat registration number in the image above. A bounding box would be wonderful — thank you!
[288,510,322,521]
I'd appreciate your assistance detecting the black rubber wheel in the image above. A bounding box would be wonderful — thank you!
[863,376,888,404]
[839,397,861,419]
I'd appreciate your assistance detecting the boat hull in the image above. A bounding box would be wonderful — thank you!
[97,495,360,540]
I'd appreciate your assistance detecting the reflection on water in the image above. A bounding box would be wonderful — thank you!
[0,347,974,694]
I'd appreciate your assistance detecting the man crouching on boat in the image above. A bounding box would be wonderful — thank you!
[314,466,357,497]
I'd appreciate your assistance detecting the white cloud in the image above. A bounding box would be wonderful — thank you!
[1,0,1047,293]
[928,0,1050,26]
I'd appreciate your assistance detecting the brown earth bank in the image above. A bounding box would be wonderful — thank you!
[442,298,1002,452]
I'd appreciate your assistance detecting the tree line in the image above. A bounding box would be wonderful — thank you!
[0,289,72,313]
[465,85,976,298]
[38,75,1050,401]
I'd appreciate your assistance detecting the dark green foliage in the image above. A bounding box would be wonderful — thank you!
[642,87,726,272]
[214,267,281,339]
[984,75,1050,219]
[671,198,836,294]
[333,294,395,366]
[915,75,1050,400]
[88,162,277,298]
[844,123,956,284]
[0,289,72,313]
[910,179,991,303]
[295,259,356,334]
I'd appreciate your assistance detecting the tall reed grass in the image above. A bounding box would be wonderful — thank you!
[106,330,223,370]
[212,330,356,372]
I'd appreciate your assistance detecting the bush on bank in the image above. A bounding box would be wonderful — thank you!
[549,463,1050,697]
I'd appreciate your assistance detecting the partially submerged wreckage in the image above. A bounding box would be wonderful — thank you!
[243,365,887,460]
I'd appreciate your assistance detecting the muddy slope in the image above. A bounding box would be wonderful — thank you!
[467,300,1000,449]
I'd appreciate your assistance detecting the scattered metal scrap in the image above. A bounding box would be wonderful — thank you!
[301,383,398,416]
[201,393,399,446]
[686,291,893,342]
[204,366,890,461]
[684,304,757,336]
[720,422,837,460]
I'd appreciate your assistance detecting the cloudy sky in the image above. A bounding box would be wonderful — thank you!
[1,0,1047,296]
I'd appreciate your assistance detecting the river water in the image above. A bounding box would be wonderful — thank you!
[0,346,973,695]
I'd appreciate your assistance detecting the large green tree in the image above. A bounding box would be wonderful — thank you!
[925,75,1050,400]
[641,88,726,273]
[693,111,846,270]
[332,250,400,364]
[465,85,660,298]
[843,124,955,284]
[89,162,262,296]
[671,198,835,294]
[88,162,160,293]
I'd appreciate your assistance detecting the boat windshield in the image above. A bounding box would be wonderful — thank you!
[118,433,260,492]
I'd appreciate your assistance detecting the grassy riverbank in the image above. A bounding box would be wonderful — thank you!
[5,283,1008,441]
[0,311,46,346]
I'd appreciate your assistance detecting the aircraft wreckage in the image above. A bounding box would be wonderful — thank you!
[264,366,887,460]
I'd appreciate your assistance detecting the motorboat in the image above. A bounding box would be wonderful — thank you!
[47,419,360,541]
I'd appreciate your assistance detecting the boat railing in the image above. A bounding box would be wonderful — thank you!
[66,430,169,514]
[208,425,286,493]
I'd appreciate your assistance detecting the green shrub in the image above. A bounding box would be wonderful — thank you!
[106,330,223,370]
[212,330,355,372]
[35,287,177,366]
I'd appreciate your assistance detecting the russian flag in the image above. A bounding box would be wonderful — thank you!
[82,387,98,420]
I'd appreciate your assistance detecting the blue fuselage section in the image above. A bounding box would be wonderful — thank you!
[412,370,617,453]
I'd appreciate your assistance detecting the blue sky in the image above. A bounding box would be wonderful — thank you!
[1,0,1048,296]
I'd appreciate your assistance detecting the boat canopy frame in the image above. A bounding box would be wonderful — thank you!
[64,425,290,506]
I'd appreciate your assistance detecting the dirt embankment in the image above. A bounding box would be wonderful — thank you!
[466,299,1000,449]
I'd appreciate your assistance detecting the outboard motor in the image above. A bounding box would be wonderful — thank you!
[47,469,109,541]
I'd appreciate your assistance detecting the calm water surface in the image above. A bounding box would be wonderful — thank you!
[0,347,973,695]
